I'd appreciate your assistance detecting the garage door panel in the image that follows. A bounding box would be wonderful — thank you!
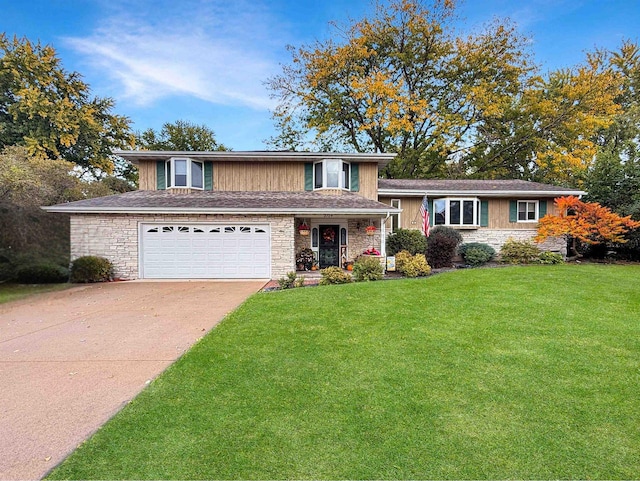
[141,223,271,279]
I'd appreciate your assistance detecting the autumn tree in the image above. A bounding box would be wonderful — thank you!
[0,34,133,174]
[136,120,228,151]
[267,0,533,178]
[535,196,640,255]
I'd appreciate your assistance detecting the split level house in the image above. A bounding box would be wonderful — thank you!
[44,151,585,280]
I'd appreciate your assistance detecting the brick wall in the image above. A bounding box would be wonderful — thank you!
[460,229,566,256]
[70,214,295,279]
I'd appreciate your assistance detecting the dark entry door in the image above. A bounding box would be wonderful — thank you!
[318,225,340,268]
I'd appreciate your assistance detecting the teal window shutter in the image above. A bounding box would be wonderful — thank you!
[204,162,213,191]
[539,200,547,218]
[350,163,360,192]
[428,198,434,225]
[509,200,517,222]
[156,161,166,190]
[304,163,313,191]
[480,200,489,227]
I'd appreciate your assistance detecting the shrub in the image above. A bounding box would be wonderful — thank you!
[319,266,352,285]
[538,251,564,264]
[395,250,431,277]
[427,226,463,268]
[459,242,496,267]
[277,271,305,289]
[499,238,541,264]
[69,256,114,283]
[352,255,384,281]
[15,262,69,284]
[386,228,427,255]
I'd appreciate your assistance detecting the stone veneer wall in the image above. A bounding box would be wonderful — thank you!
[460,229,566,256]
[70,214,295,280]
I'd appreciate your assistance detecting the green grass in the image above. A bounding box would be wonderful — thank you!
[0,283,70,304]
[48,265,640,479]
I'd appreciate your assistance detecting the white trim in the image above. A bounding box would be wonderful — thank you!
[43,206,401,215]
[378,188,586,197]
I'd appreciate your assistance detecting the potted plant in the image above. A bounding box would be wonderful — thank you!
[298,222,310,236]
[295,248,314,270]
[365,225,376,236]
[363,246,381,256]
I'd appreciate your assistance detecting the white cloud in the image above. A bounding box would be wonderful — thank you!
[64,0,282,110]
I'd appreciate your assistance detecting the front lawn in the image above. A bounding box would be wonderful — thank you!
[48,265,640,479]
[0,283,70,304]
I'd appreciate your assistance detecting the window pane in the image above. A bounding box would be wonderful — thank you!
[450,200,461,224]
[312,228,318,247]
[174,159,187,187]
[340,227,347,245]
[528,201,537,220]
[342,162,349,189]
[325,160,340,187]
[518,202,527,221]
[314,162,323,189]
[463,200,474,224]
[191,161,203,188]
[434,199,446,225]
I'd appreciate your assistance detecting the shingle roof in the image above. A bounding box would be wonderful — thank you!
[378,179,586,196]
[43,190,399,215]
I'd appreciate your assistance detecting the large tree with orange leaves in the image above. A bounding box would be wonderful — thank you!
[535,196,640,253]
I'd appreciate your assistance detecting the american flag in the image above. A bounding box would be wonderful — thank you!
[420,194,430,237]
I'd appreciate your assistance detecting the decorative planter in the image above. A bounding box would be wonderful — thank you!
[298,223,310,236]
[365,226,376,236]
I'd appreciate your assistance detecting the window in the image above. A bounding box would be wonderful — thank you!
[390,199,401,232]
[313,159,350,190]
[433,198,480,226]
[165,158,204,189]
[518,200,538,222]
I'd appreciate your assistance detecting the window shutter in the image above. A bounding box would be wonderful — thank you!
[156,161,166,190]
[428,198,434,225]
[350,163,360,192]
[304,163,313,191]
[480,200,489,227]
[539,200,547,218]
[509,200,517,223]
[204,161,213,191]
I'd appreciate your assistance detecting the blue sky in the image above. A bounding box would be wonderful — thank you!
[3,0,639,150]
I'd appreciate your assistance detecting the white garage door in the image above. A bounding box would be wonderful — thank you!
[140,224,271,279]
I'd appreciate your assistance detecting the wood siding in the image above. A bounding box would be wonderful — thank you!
[138,162,156,190]
[136,160,380,197]
[380,196,559,231]
[357,163,379,200]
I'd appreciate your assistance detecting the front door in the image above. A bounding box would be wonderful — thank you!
[318,225,340,268]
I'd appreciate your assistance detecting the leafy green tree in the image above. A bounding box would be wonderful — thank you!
[0,34,134,174]
[267,0,533,178]
[136,120,229,151]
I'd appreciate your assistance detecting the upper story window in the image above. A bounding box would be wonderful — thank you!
[434,198,480,226]
[313,159,350,190]
[166,158,204,189]
[517,200,539,222]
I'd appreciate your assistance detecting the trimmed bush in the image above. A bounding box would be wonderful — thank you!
[319,266,352,285]
[395,250,431,277]
[499,238,541,264]
[459,242,496,267]
[277,271,305,289]
[15,262,69,284]
[427,226,463,268]
[69,256,114,283]
[352,256,384,282]
[386,228,427,255]
[538,251,564,264]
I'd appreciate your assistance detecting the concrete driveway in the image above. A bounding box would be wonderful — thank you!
[0,280,265,480]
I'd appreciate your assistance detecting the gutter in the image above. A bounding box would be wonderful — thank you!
[42,206,402,216]
[378,189,587,197]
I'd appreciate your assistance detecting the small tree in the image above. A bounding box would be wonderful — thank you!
[535,196,640,253]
